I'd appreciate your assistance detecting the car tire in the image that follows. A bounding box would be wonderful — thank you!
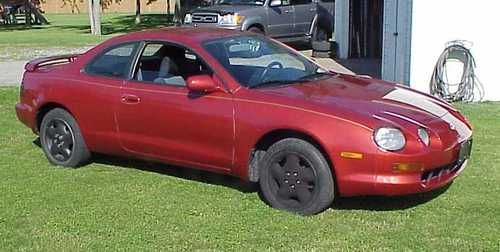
[40,108,90,167]
[247,26,264,35]
[259,138,335,215]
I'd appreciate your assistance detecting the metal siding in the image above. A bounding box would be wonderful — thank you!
[382,0,413,85]
[335,0,350,59]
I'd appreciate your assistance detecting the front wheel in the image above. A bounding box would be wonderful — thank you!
[247,26,264,35]
[40,108,91,167]
[259,138,335,215]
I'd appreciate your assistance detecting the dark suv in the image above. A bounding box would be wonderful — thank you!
[183,0,334,42]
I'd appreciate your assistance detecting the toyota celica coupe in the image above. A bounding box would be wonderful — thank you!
[16,28,473,215]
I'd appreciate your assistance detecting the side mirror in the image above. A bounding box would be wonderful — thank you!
[269,0,282,7]
[186,74,219,93]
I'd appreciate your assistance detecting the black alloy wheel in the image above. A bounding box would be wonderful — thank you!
[44,118,74,162]
[40,108,90,167]
[259,138,335,215]
[269,153,317,208]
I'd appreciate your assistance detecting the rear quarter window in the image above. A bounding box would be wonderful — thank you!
[85,42,139,79]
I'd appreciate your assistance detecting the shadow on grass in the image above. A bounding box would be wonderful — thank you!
[92,153,259,194]
[333,184,451,211]
[0,14,175,35]
[0,24,48,31]
[33,137,450,211]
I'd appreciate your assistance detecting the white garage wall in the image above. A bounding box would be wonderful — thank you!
[410,0,500,101]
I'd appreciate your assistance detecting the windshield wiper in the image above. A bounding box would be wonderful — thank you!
[249,80,298,89]
[298,72,332,81]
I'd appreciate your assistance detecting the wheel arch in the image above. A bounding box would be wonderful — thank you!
[248,128,335,183]
[35,102,74,133]
[245,23,266,34]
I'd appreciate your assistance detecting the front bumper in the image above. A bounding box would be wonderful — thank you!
[182,23,242,30]
[372,139,472,196]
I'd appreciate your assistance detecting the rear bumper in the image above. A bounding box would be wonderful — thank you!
[15,102,36,132]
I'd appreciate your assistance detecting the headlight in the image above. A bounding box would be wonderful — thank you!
[374,127,406,151]
[184,13,192,24]
[418,128,430,146]
[218,13,245,25]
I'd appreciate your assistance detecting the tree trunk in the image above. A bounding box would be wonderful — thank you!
[167,0,171,16]
[87,0,95,33]
[94,0,101,35]
[135,0,141,24]
[89,0,101,35]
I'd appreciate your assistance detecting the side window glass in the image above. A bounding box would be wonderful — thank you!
[133,43,212,87]
[86,43,138,78]
[291,0,311,5]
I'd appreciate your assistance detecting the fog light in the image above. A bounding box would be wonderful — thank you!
[393,163,424,173]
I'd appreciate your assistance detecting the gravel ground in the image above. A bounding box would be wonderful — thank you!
[0,46,92,61]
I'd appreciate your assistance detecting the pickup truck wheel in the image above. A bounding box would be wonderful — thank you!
[40,108,90,167]
[247,26,264,35]
[259,138,335,215]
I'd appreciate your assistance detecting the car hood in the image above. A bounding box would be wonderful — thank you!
[190,4,261,15]
[256,74,461,128]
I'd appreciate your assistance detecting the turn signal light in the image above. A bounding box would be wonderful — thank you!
[393,163,424,173]
[340,152,363,160]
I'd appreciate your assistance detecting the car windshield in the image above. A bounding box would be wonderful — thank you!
[217,0,264,5]
[203,35,330,88]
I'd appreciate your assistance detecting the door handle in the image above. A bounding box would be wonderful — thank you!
[121,94,141,104]
[310,8,317,11]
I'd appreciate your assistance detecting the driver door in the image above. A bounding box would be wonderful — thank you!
[116,42,235,171]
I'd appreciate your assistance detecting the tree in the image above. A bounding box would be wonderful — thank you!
[87,0,101,35]
[135,0,141,24]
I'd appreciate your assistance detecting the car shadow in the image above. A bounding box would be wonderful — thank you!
[92,153,259,194]
[332,183,452,211]
[32,137,452,211]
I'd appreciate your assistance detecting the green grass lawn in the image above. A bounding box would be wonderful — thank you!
[1,86,499,250]
[0,13,174,48]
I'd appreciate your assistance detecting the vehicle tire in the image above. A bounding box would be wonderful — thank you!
[259,138,335,215]
[247,26,264,35]
[40,108,90,167]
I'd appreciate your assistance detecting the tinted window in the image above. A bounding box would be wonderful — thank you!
[86,43,138,78]
[133,43,212,86]
[204,36,328,88]
[291,0,312,5]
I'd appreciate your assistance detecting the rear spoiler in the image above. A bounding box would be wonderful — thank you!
[24,54,79,72]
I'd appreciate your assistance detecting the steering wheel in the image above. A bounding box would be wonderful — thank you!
[258,61,283,83]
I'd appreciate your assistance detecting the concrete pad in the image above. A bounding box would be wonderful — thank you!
[300,50,355,75]
[0,61,26,86]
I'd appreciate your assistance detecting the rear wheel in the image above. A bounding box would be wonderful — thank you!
[259,138,335,215]
[40,108,90,167]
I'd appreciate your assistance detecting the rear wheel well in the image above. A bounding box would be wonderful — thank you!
[247,24,265,34]
[248,129,334,182]
[36,103,71,132]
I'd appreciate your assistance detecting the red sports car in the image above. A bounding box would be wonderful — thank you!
[16,28,472,215]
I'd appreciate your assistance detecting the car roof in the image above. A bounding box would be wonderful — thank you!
[114,27,243,45]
